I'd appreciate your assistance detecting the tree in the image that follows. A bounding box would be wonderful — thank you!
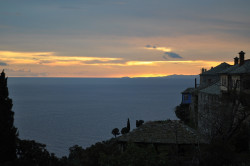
[136,120,144,127]
[68,145,86,166]
[111,128,120,138]
[100,143,168,166]
[199,89,250,142]
[120,119,130,135]
[198,86,250,165]
[68,140,121,166]
[0,70,18,164]
[16,139,61,166]
[175,104,190,125]
[126,118,130,132]
[121,127,129,135]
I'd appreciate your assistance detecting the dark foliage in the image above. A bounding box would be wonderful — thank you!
[16,139,62,166]
[111,128,120,138]
[0,70,18,164]
[175,104,190,124]
[200,139,236,166]
[231,124,250,153]
[67,139,120,166]
[0,71,63,166]
[66,140,168,166]
[199,91,250,166]
[100,143,168,166]
[120,119,130,135]
[136,120,144,127]
[127,118,130,132]
[200,123,250,166]
[67,145,87,166]
[121,127,129,135]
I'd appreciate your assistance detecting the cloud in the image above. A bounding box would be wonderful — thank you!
[144,45,171,52]
[0,62,7,66]
[5,68,31,73]
[36,54,50,57]
[126,61,155,66]
[84,60,125,65]
[162,55,168,60]
[164,52,183,59]
[145,45,157,48]
[0,50,123,66]
[144,46,182,59]
[5,68,48,77]
[38,60,55,64]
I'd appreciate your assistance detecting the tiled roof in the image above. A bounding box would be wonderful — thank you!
[200,62,230,75]
[117,120,208,144]
[230,60,250,74]
[219,64,238,74]
[199,82,221,95]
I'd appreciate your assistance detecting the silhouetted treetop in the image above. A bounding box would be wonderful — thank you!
[0,70,18,164]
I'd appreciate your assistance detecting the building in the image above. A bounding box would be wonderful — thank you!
[117,120,207,162]
[186,51,250,138]
[219,51,250,94]
[181,88,194,104]
[199,62,230,88]
[117,120,208,165]
[118,120,207,146]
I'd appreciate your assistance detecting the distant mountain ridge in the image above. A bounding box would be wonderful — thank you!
[122,75,199,79]
[163,74,199,79]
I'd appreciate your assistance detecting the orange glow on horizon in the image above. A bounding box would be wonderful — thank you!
[0,50,123,66]
[129,74,171,78]
[0,50,234,78]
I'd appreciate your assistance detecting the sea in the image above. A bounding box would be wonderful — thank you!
[8,77,195,157]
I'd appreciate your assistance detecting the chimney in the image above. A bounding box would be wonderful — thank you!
[201,68,204,73]
[239,51,245,66]
[234,57,239,65]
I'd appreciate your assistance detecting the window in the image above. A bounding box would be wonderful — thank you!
[221,77,227,86]
[233,79,240,89]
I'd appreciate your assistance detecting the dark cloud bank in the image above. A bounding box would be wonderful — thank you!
[145,45,183,59]
[0,62,8,66]
[164,52,183,59]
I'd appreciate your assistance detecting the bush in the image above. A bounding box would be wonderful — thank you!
[175,104,190,124]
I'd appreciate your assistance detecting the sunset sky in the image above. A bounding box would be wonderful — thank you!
[1,0,250,77]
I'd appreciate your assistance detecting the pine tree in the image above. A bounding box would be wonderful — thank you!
[127,118,130,132]
[0,70,18,164]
